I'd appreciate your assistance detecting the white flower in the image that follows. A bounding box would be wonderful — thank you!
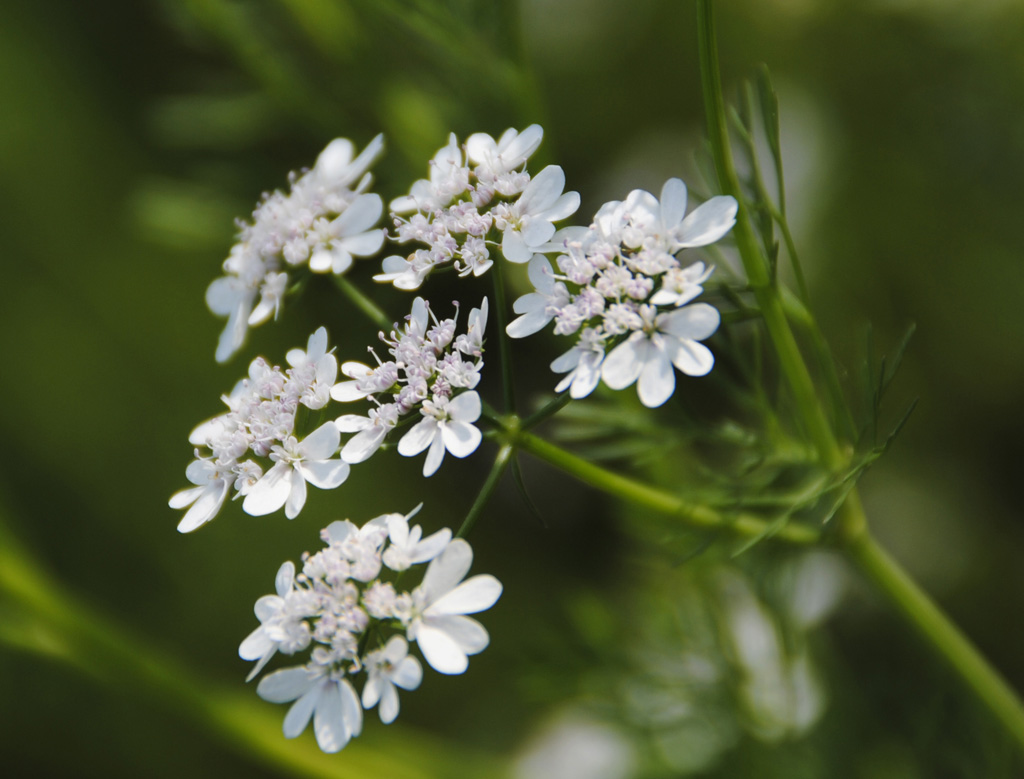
[466,125,543,179]
[396,391,483,477]
[361,636,423,724]
[495,165,580,263]
[506,255,570,338]
[601,303,721,408]
[285,327,338,410]
[238,561,315,681]
[551,327,606,400]
[335,403,399,464]
[243,422,350,518]
[169,458,233,533]
[382,509,452,572]
[206,272,258,364]
[307,193,385,275]
[373,252,435,291]
[406,538,503,674]
[390,133,469,214]
[313,134,384,191]
[649,261,714,307]
[257,667,363,753]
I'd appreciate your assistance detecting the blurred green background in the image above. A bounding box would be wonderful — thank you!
[2,0,1024,776]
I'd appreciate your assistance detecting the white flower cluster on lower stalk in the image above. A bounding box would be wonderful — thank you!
[241,508,502,753]
[334,296,488,476]
[207,136,387,363]
[169,328,349,532]
[375,125,580,290]
[506,178,738,408]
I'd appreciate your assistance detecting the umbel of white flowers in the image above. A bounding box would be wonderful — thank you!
[171,298,488,532]
[240,507,502,753]
[506,178,737,408]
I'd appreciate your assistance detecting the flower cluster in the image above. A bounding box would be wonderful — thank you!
[241,508,502,753]
[334,296,488,476]
[170,328,349,532]
[375,126,580,289]
[208,136,387,362]
[506,178,738,408]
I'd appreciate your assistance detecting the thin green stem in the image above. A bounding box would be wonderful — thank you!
[698,1,1024,754]
[510,429,819,545]
[456,444,514,538]
[333,274,392,331]
[847,530,1024,753]
[521,391,572,430]
[490,266,516,413]
[697,0,842,471]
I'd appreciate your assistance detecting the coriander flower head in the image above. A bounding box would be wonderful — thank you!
[242,509,501,752]
[506,178,736,407]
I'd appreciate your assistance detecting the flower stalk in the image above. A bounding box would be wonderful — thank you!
[697,0,1024,753]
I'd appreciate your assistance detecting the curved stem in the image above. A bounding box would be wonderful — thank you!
[846,530,1024,752]
[510,429,819,545]
[697,0,842,471]
[456,443,514,538]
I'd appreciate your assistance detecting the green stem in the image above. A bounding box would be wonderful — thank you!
[511,429,819,545]
[333,274,393,331]
[846,529,1024,752]
[698,0,1024,754]
[490,266,516,413]
[697,0,842,471]
[456,443,514,538]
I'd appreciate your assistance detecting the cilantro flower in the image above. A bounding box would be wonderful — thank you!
[406,538,503,674]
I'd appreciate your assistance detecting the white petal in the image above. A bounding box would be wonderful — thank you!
[299,423,341,460]
[257,666,316,703]
[665,337,716,377]
[337,228,384,258]
[283,683,321,738]
[313,681,350,753]
[438,421,481,458]
[362,676,382,709]
[409,528,451,564]
[637,340,675,408]
[413,622,468,675]
[421,538,473,604]
[425,614,489,655]
[334,414,372,433]
[243,462,292,516]
[601,335,648,390]
[521,165,564,211]
[676,195,738,247]
[379,683,399,724]
[392,655,423,690]
[660,178,688,230]
[334,193,383,236]
[284,469,307,519]
[427,574,502,616]
[397,419,437,457]
[422,433,447,476]
[298,458,349,490]
[506,307,552,339]
[540,190,580,223]
[502,228,532,263]
[239,628,274,662]
[659,303,721,341]
[570,351,604,399]
[341,679,363,737]
[449,390,482,423]
[341,427,386,463]
[309,249,333,273]
[275,561,295,596]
